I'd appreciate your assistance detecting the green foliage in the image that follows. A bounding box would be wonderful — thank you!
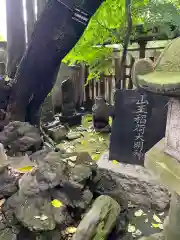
[63,0,180,79]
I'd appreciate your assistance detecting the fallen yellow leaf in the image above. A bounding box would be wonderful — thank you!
[151,223,163,229]
[51,199,64,208]
[16,166,34,173]
[112,160,119,164]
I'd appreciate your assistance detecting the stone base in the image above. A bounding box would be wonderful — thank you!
[59,113,82,126]
[145,138,180,195]
[97,152,169,211]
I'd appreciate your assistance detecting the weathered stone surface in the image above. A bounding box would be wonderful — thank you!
[139,233,164,240]
[40,95,54,123]
[0,143,7,163]
[0,228,18,240]
[51,186,93,210]
[19,152,69,196]
[0,79,12,113]
[69,165,92,185]
[0,109,6,120]
[29,148,51,163]
[163,192,180,240]
[3,192,56,232]
[0,212,8,231]
[96,152,170,211]
[36,230,62,240]
[72,195,121,240]
[145,138,180,195]
[17,228,37,240]
[7,154,36,171]
[61,78,76,117]
[71,152,97,170]
[0,166,20,198]
[48,125,68,142]
[0,122,42,155]
[52,205,73,226]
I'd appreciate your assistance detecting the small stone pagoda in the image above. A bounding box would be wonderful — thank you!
[133,37,180,240]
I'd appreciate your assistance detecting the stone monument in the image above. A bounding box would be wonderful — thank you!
[59,78,82,126]
[133,37,180,240]
[92,96,111,133]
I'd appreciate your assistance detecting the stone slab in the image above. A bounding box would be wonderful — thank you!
[145,138,180,195]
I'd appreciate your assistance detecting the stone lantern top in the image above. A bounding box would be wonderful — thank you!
[132,37,180,97]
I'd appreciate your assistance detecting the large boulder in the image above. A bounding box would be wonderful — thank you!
[72,195,121,240]
[0,122,42,155]
[18,152,69,196]
[2,192,56,232]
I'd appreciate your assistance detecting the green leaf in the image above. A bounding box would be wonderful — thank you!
[63,0,180,78]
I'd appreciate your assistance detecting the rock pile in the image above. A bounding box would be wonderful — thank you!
[0,122,171,240]
[0,148,125,240]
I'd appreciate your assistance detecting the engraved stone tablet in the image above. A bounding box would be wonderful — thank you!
[165,98,180,161]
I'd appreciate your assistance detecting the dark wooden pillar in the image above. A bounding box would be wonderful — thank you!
[6,0,26,78]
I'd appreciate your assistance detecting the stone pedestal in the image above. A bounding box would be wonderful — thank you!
[59,113,82,126]
[139,98,180,240]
